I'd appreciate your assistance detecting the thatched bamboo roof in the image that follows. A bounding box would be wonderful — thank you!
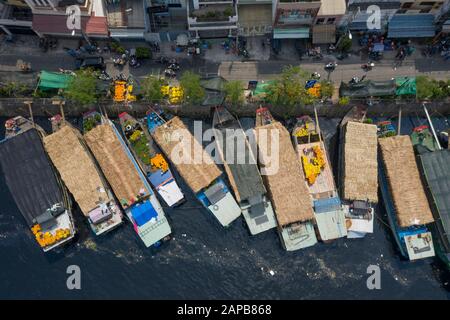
[378,135,434,227]
[84,123,147,207]
[255,121,314,226]
[152,116,221,193]
[342,121,378,203]
[43,125,112,215]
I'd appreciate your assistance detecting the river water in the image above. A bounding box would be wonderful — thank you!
[0,114,449,299]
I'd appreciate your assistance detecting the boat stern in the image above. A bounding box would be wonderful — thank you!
[280,221,318,251]
[241,196,277,235]
[403,231,435,261]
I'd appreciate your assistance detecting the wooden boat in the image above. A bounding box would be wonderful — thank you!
[337,106,377,238]
[82,111,171,247]
[118,112,184,207]
[292,114,347,241]
[212,106,277,236]
[0,116,76,252]
[148,109,241,227]
[43,115,123,236]
[254,107,317,250]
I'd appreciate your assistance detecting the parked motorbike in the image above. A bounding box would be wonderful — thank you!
[167,63,180,71]
[311,72,321,80]
[129,55,141,68]
[99,70,111,81]
[164,68,177,78]
[58,68,76,76]
[324,62,337,71]
[361,61,375,71]
[113,56,127,66]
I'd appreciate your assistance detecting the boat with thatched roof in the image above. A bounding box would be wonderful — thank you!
[378,134,435,260]
[83,111,171,248]
[0,116,76,252]
[254,107,317,250]
[212,106,277,235]
[149,112,241,227]
[292,114,347,241]
[43,116,123,236]
[338,106,377,238]
[118,112,184,207]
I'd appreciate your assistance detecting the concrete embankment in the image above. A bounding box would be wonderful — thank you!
[0,98,449,119]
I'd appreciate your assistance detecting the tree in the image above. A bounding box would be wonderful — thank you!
[180,71,205,104]
[64,69,97,105]
[319,80,334,100]
[142,75,167,102]
[266,65,315,107]
[338,96,350,106]
[338,35,352,53]
[416,76,450,100]
[224,80,244,106]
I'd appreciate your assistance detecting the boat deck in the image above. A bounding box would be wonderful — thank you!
[296,141,336,199]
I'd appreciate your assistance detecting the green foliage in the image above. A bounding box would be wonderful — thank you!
[180,71,205,104]
[338,96,350,106]
[63,69,98,105]
[416,75,450,100]
[136,47,151,59]
[83,114,101,132]
[142,76,167,102]
[223,7,233,17]
[266,65,315,108]
[110,41,126,54]
[0,82,31,97]
[338,35,352,53]
[319,80,334,99]
[224,80,244,106]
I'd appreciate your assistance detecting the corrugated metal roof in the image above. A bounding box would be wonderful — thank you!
[86,16,109,36]
[419,150,450,246]
[388,14,435,38]
[0,129,64,227]
[32,14,88,35]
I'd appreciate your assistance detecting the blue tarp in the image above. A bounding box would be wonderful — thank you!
[314,197,341,214]
[148,169,172,188]
[131,200,157,227]
[388,14,435,38]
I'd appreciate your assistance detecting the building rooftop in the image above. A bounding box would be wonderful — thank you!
[318,0,346,16]
[106,0,146,28]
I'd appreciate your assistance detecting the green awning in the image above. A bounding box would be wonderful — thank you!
[38,71,73,91]
[395,77,416,96]
[273,28,310,39]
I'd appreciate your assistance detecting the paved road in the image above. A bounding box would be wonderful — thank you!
[1,48,449,86]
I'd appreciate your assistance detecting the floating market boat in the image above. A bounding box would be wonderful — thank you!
[254,107,317,250]
[0,116,75,252]
[410,114,450,268]
[338,107,377,238]
[292,114,347,241]
[378,133,435,260]
[212,106,277,235]
[416,147,450,268]
[118,112,184,207]
[150,114,241,227]
[82,111,171,247]
[43,115,123,236]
